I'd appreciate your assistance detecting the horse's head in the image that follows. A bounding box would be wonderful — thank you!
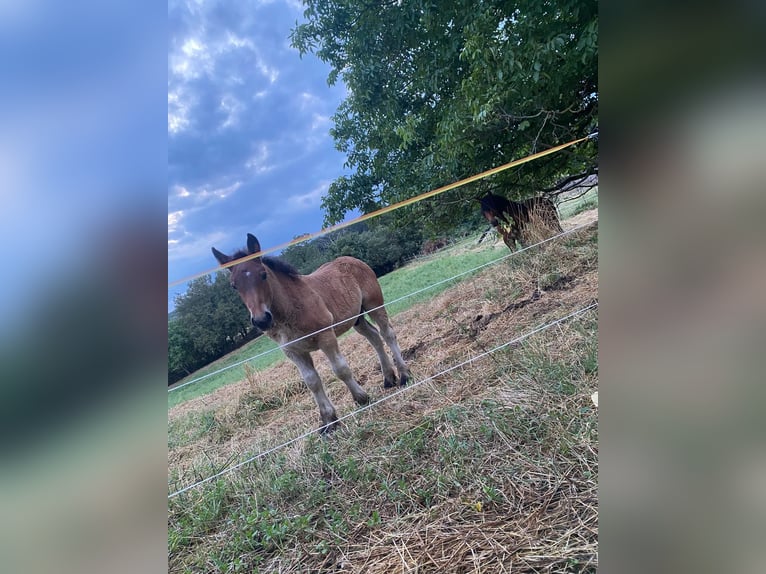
[212,233,274,330]
[478,194,503,227]
[481,207,500,227]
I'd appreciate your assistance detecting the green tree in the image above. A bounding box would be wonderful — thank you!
[168,272,255,384]
[280,219,425,277]
[279,234,332,274]
[168,320,197,382]
[291,0,597,234]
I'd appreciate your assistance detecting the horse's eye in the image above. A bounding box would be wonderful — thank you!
[231,283,237,290]
[260,272,267,281]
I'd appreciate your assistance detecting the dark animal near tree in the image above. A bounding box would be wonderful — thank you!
[212,234,410,432]
[478,192,563,251]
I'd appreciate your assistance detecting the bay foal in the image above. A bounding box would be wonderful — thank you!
[212,234,409,432]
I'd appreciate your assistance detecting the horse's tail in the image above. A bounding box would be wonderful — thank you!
[538,197,563,231]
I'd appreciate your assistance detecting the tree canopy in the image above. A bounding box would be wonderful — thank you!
[291,0,598,234]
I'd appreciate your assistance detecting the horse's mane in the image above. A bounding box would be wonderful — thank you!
[231,249,301,278]
[479,192,512,213]
[263,256,301,278]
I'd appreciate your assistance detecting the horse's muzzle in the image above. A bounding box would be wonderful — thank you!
[251,311,273,330]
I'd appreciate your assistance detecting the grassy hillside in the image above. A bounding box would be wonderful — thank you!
[168,207,598,572]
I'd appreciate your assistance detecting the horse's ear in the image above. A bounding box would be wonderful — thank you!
[246,233,261,255]
[212,247,232,267]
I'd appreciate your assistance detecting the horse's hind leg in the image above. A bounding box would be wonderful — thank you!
[354,317,398,388]
[366,308,410,386]
[499,225,519,251]
[285,349,339,432]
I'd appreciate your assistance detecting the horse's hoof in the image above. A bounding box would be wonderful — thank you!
[399,375,408,387]
[356,392,371,405]
[319,417,339,434]
[383,378,397,389]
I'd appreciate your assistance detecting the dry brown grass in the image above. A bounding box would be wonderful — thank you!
[168,214,598,573]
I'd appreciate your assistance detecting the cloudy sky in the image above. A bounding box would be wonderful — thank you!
[168,0,351,310]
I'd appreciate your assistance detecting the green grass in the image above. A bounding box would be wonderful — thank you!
[169,325,599,572]
[557,187,598,219]
[168,220,599,572]
[378,239,507,315]
[167,410,217,449]
[168,336,284,409]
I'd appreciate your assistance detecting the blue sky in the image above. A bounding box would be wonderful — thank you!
[168,0,352,310]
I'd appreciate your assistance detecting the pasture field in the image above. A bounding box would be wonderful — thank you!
[169,336,282,409]
[168,188,597,410]
[168,204,598,572]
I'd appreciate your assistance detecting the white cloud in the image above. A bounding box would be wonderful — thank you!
[169,14,280,95]
[256,56,279,84]
[219,94,244,129]
[226,32,253,50]
[195,181,242,201]
[287,180,329,211]
[311,113,330,131]
[169,181,242,215]
[168,230,229,262]
[170,28,278,85]
[299,91,320,110]
[171,37,212,80]
[168,89,191,134]
[252,0,304,11]
[281,0,304,13]
[169,23,280,136]
[245,143,274,173]
[173,185,191,198]
[168,210,184,234]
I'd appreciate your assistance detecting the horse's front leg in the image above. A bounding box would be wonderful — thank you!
[500,227,517,252]
[285,350,338,432]
[319,334,370,406]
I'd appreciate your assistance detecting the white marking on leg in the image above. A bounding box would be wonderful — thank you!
[322,338,369,405]
[286,351,337,425]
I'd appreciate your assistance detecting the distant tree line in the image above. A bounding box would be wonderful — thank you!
[280,220,427,276]
[168,272,257,385]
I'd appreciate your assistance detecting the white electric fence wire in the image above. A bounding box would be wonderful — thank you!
[169,220,595,394]
[168,302,598,499]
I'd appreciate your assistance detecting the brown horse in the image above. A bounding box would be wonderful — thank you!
[478,192,563,251]
[212,234,410,432]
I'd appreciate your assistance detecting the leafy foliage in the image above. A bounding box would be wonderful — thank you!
[279,219,428,276]
[168,273,257,385]
[291,0,597,234]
